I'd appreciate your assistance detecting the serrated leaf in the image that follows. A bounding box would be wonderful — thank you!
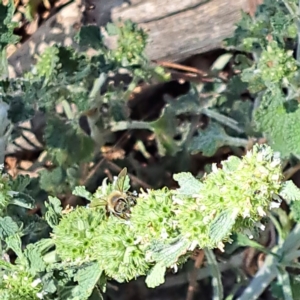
[39,167,67,194]
[23,243,47,274]
[169,89,201,115]
[148,237,190,268]
[221,156,241,172]
[9,197,34,209]
[145,262,166,288]
[71,262,103,300]
[45,196,63,228]
[209,209,239,243]
[220,99,256,137]
[150,105,179,156]
[231,233,275,255]
[72,186,93,201]
[189,122,233,156]
[5,234,24,261]
[173,172,203,195]
[290,201,300,223]
[279,181,300,204]
[44,115,94,166]
[254,87,300,158]
[41,272,57,294]
[9,174,31,193]
[0,216,20,239]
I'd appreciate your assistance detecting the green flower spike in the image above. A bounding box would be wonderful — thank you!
[173,144,283,249]
[93,217,150,282]
[53,206,105,263]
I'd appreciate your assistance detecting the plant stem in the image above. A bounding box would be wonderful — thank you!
[226,136,249,148]
[297,0,300,61]
[110,120,152,131]
[202,108,245,134]
[61,100,74,120]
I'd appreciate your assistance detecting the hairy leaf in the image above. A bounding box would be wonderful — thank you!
[150,105,179,156]
[0,216,19,240]
[254,87,300,158]
[209,209,239,243]
[145,262,166,288]
[39,167,67,194]
[173,172,203,195]
[44,196,63,228]
[189,122,245,156]
[73,262,103,299]
[44,116,94,166]
[72,186,93,201]
[279,181,300,204]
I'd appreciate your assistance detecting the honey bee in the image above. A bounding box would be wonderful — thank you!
[89,168,137,219]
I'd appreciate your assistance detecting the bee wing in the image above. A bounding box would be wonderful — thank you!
[89,198,107,208]
[115,167,127,192]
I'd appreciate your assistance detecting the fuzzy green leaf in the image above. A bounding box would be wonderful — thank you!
[9,197,34,210]
[44,116,94,166]
[221,156,241,172]
[44,196,63,228]
[39,167,67,194]
[23,243,47,274]
[189,122,240,157]
[209,209,239,243]
[72,262,103,300]
[72,186,93,201]
[150,105,179,156]
[169,89,201,115]
[254,87,300,158]
[279,181,300,204]
[145,262,166,288]
[5,234,24,261]
[232,233,276,255]
[0,216,19,240]
[290,201,300,223]
[9,175,31,193]
[173,172,203,195]
[148,237,190,267]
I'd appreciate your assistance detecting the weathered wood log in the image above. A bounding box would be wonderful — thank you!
[7,0,253,77]
[111,0,249,62]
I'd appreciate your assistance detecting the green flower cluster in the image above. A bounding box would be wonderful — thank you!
[53,206,105,262]
[258,41,298,84]
[93,217,149,282]
[241,41,298,93]
[52,145,284,283]
[0,268,44,300]
[111,20,148,65]
[130,187,178,244]
[174,145,282,248]
[0,165,14,215]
